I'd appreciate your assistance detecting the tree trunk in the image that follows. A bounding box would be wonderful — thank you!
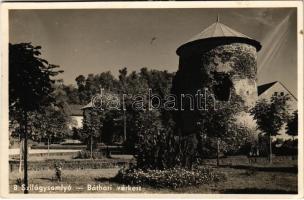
[123,110,127,142]
[23,112,29,194]
[19,139,23,173]
[292,136,295,160]
[216,137,220,167]
[269,133,272,164]
[47,138,50,159]
[18,138,24,173]
[90,135,93,159]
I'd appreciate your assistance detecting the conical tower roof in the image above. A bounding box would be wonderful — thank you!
[188,21,252,42]
[177,19,261,56]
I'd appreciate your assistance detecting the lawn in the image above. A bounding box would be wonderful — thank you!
[9,156,298,194]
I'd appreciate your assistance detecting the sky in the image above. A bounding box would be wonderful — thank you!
[9,8,297,96]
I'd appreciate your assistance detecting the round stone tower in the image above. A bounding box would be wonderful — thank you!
[172,18,262,137]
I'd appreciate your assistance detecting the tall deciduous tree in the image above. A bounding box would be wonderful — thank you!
[198,95,244,167]
[30,106,71,158]
[81,109,104,158]
[251,94,290,163]
[286,110,298,140]
[9,43,63,193]
[75,75,87,104]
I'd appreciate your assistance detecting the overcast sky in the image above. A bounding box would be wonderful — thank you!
[9,8,297,96]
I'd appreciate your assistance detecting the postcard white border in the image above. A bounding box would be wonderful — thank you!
[1,1,303,199]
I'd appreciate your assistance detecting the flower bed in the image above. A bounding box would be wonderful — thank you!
[114,167,226,189]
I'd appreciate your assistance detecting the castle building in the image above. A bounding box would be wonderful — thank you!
[172,17,262,137]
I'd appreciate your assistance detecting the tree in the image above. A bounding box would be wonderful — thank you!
[250,94,290,163]
[62,84,80,104]
[80,108,104,159]
[72,68,176,166]
[74,72,119,105]
[197,95,244,166]
[134,109,178,170]
[9,43,62,193]
[197,123,255,159]
[286,110,298,140]
[75,75,87,104]
[30,106,71,158]
[97,71,118,91]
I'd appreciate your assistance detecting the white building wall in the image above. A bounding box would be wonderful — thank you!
[258,82,297,141]
[69,116,83,129]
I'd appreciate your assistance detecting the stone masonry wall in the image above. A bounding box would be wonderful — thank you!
[172,43,258,136]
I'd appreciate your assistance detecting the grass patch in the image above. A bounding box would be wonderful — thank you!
[9,156,298,194]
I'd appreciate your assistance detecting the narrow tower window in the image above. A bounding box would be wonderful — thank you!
[212,72,233,101]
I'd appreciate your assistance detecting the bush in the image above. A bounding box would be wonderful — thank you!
[74,150,105,159]
[133,110,180,169]
[114,167,226,189]
[273,139,298,156]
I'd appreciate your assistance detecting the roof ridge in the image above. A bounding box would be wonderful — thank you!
[258,81,297,101]
[187,24,210,43]
[219,22,236,36]
[259,81,278,87]
[217,22,226,37]
[212,23,219,37]
[202,23,214,35]
[276,81,297,101]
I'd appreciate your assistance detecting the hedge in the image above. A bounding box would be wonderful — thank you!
[9,159,134,172]
[31,145,86,150]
